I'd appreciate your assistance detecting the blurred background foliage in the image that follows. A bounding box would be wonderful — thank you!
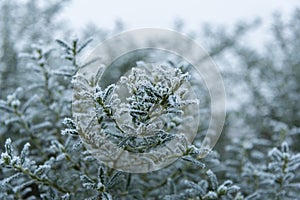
[0,0,300,199]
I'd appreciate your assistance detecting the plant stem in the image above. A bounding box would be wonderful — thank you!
[13,164,69,194]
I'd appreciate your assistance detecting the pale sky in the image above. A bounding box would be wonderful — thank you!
[59,0,300,112]
[60,0,300,30]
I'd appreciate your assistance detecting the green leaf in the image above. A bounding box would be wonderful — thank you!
[56,39,72,51]
[77,38,93,54]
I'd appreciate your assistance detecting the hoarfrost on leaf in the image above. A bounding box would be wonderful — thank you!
[73,61,200,172]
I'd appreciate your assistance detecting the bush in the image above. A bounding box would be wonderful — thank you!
[1,5,300,200]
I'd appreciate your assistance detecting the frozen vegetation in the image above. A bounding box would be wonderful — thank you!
[1,1,300,199]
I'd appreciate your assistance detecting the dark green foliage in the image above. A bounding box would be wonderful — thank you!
[0,3,300,200]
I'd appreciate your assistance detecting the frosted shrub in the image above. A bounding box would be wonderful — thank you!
[93,63,197,153]
[71,60,201,172]
[1,34,300,200]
